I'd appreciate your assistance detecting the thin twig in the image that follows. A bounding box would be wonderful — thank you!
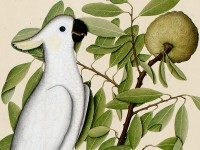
[77,61,118,87]
[142,144,155,150]
[134,95,186,114]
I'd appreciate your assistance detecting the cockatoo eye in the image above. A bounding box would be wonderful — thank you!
[59,26,66,32]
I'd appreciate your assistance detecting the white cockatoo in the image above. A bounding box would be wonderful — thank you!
[11,15,89,150]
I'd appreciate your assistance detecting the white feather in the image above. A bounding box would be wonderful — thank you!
[13,40,43,50]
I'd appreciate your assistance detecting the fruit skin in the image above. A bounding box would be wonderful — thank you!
[145,11,199,63]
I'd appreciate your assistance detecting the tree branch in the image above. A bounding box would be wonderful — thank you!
[77,61,118,87]
[134,95,186,114]
[117,43,173,145]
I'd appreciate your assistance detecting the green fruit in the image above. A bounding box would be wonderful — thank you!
[145,11,199,63]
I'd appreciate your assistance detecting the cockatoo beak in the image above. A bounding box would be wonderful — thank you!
[72,19,88,43]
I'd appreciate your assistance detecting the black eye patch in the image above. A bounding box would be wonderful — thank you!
[59,26,66,32]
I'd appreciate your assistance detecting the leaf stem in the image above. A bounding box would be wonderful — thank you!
[77,61,118,87]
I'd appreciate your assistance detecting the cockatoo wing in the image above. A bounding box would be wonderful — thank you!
[11,85,72,150]
[78,84,90,135]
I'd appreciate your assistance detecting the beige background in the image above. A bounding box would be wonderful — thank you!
[0,0,200,149]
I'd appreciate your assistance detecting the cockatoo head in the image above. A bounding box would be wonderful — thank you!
[13,15,87,52]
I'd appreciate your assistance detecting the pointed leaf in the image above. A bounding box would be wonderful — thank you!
[157,137,177,150]
[106,99,129,110]
[0,134,13,150]
[93,88,106,122]
[115,35,131,45]
[139,54,151,62]
[129,115,142,149]
[139,0,180,16]
[87,44,122,54]
[76,91,94,148]
[8,102,21,131]
[88,126,110,138]
[87,110,113,150]
[110,0,128,4]
[82,3,124,17]
[159,58,168,87]
[1,88,15,104]
[64,7,75,18]
[110,42,132,67]
[166,55,187,80]
[80,17,125,37]
[118,51,132,69]
[173,138,183,150]
[74,42,82,53]
[148,104,175,132]
[2,63,31,104]
[12,28,40,43]
[99,137,116,150]
[105,146,131,150]
[42,1,64,27]
[135,34,145,55]
[116,88,163,103]
[118,61,133,93]
[22,67,43,107]
[116,109,123,121]
[140,61,156,84]
[94,18,120,60]
[190,96,200,111]
[175,105,188,143]
[141,111,153,136]
[124,25,139,36]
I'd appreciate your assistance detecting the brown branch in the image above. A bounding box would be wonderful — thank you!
[117,43,173,145]
[77,61,118,87]
[134,95,186,114]
[142,145,155,150]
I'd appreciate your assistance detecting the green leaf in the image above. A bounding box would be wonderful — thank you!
[115,35,131,45]
[157,137,178,150]
[22,67,43,107]
[94,18,120,60]
[173,138,183,150]
[64,7,75,18]
[140,61,156,84]
[12,28,40,43]
[124,25,139,36]
[118,61,133,93]
[8,102,21,131]
[93,88,106,123]
[138,54,151,62]
[76,91,94,148]
[116,88,163,103]
[42,1,64,27]
[110,0,128,4]
[129,115,142,150]
[1,63,31,104]
[87,110,113,150]
[106,99,129,109]
[190,96,200,111]
[87,44,123,54]
[141,111,153,136]
[98,137,116,150]
[0,134,13,150]
[116,109,123,121]
[80,17,125,37]
[74,42,82,53]
[110,42,132,67]
[135,34,145,55]
[118,51,132,69]
[159,58,168,88]
[175,105,188,144]
[139,0,180,16]
[88,126,110,138]
[82,3,124,17]
[165,55,187,80]
[105,146,131,150]
[148,104,175,132]
[1,88,15,105]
